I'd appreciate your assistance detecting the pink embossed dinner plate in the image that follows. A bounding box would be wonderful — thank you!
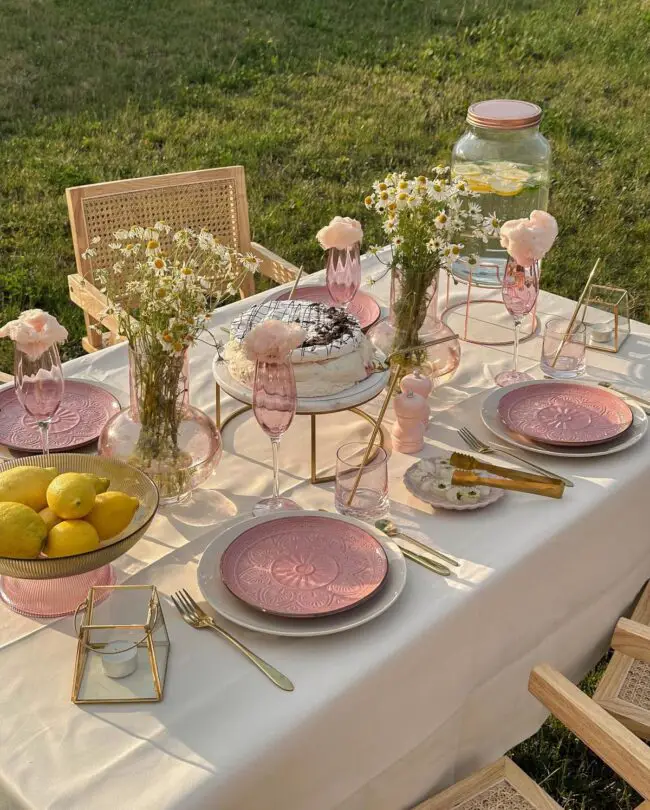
[0,380,121,453]
[275,286,381,331]
[220,514,388,618]
[497,382,633,446]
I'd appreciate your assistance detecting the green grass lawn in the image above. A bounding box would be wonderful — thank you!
[0,0,648,803]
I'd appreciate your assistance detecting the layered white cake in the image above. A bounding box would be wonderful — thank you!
[224,299,376,396]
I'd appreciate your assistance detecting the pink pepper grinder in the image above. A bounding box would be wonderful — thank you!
[400,369,432,426]
[391,390,428,453]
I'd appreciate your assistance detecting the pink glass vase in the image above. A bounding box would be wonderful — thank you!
[326,243,361,308]
[251,355,299,515]
[368,265,461,385]
[99,345,222,504]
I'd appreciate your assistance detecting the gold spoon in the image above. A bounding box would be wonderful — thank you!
[375,519,460,568]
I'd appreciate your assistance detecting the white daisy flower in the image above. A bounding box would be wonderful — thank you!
[114,229,130,241]
[483,213,500,237]
[392,235,405,247]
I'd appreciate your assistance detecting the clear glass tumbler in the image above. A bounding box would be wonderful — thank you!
[540,317,587,379]
[334,442,389,521]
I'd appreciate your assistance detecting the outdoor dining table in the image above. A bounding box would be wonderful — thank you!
[1,250,650,810]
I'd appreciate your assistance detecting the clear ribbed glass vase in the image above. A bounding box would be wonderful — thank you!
[99,344,222,504]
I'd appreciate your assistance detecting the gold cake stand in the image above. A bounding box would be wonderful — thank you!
[213,362,390,485]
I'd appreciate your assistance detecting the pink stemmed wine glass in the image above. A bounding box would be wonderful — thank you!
[326,243,361,310]
[13,344,64,456]
[252,354,299,515]
[494,258,540,387]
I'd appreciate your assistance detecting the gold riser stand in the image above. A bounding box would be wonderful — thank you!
[215,384,385,485]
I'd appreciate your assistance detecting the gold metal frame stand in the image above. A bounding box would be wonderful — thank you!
[215,384,385,485]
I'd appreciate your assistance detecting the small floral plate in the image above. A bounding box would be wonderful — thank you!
[404,455,505,511]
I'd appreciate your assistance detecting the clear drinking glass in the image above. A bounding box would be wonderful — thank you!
[494,258,540,387]
[251,355,299,515]
[334,442,389,521]
[14,345,64,456]
[541,317,587,379]
[326,243,361,309]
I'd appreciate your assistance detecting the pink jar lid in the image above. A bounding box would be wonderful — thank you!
[467,99,542,130]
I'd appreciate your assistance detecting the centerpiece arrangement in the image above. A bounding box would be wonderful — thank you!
[364,168,497,381]
[84,224,260,502]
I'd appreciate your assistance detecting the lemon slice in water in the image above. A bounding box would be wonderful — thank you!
[490,176,524,196]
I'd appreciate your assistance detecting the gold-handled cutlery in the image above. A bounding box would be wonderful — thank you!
[449,452,562,485]
[375,519,460,568]
[170,589,294,692]
[399,546,451,576]
[451,469,564,499]
[458,427,574,488]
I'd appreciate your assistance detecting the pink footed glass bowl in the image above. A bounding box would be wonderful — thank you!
[0,453,158,617]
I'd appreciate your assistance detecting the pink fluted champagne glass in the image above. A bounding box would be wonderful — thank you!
[252,353,299,515]
[494,258,540,387]
[326,243,361,309]
[14,345,64,456]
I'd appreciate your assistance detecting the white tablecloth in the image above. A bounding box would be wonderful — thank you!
[2,253,650,810]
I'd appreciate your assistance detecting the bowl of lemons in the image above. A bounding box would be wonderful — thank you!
[0,454,159,580]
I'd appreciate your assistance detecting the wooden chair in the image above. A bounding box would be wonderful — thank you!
[413,663,650,809]
[0,371,12,383]
[595,581,650,740]
[66,167,299,352]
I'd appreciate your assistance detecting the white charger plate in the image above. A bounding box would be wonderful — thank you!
[404,455,504,511]
[481,380,648,458]
[197,511,406,637]
[212,355,390,415]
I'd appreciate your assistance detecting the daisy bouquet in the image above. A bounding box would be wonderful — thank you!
[83,225,258,487]
[365,168,497,361]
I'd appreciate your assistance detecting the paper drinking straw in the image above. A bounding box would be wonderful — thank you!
[550,258,600,367]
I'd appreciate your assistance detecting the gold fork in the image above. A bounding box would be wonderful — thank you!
[170,589,294,692]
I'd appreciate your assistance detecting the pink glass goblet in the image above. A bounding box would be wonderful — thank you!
[252,355,299,515]
[494,258,540,387]
[13,345,64,456]
[326,243,361,310]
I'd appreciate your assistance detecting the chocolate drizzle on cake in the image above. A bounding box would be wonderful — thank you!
[230,299,364,361]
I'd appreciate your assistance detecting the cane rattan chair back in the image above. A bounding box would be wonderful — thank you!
[595,581,650,740]
[66,167,299,352]
[414,663,650,809]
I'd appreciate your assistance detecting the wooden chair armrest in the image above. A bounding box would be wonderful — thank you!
[68,274,118,334]
[612,618,650,664]
[529,663,650,799]
[250,242,300,286]
[0,371,13,383]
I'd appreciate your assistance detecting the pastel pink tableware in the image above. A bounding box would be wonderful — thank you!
[275,285,381,331]
[220,515,388,618]
[13,345,64,456]
[498,382,633,446]
[0,380,121,453]
[494,258,540,388]
[252,356,299,515]
[392,391,428,453]
[325,243,362,310]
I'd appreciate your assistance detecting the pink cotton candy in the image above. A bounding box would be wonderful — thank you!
[316,216,363,250]
[500,210,558,267]
[0,309,68,361]
[243,320,306,363]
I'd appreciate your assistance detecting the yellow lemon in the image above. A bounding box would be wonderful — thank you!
[39,506,62,533]
[46,473,97,519]
[489,176,524,197]
[86,491,139,542]
[79,473,110,494]
[467,175,492,193]
[0,466,58,511]
[45,520,100,557]
[452,162,483,177]
[495,167,530,183]
[0,502,47,558]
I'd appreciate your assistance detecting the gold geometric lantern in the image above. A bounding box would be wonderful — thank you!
[583,284,631,353]
[72,585,169,704]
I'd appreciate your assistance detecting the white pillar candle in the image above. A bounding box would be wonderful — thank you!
[589,321,614,343]
[101,640,138,679]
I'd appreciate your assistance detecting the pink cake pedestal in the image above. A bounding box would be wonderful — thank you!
[0,564,116,618]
